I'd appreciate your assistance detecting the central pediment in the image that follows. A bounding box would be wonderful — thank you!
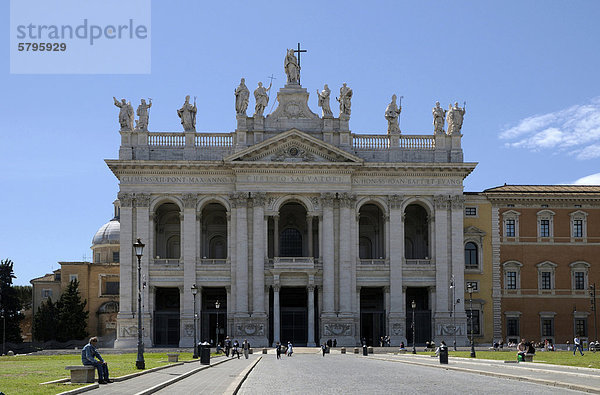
[224,129,363,164]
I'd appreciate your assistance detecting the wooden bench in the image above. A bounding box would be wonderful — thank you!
[166,353,180,362]
[65,366,95,383]
[523,353,535,362]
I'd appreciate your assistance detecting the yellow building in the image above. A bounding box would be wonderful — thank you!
[463,192,496,344]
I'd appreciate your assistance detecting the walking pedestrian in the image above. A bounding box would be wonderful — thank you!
[276,342,281,359]
[232,339,240,359]
[322,343,327,356]
[287,341,293,356]
[243,339,250,359]
[574,335,585,356]
[224,336,231,357]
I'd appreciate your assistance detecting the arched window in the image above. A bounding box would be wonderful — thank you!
[280,228,302,256]
[209,235,226,259]
[359,236,372,259]
[167,235,180,259]
[465,242,478,269]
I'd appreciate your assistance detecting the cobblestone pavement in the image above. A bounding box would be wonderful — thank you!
[237,353,584,394]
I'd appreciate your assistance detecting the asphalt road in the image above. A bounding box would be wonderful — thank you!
[237,353,583,394]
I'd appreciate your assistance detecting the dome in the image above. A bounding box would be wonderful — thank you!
[92,218,120,245]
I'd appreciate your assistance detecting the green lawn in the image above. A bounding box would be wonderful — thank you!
[445,350,600,369]
[0,352,199,395]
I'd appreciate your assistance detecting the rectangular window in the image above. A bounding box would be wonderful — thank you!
[574,272,585,290]
[69,274,78,283]
[573,220,583,238]
[541,318,554,337]
[42,289,52,298]
[505,219,515,237]
[105,281,119,295]
[112,252,120,263]
[507,318,519,337]
[506,272,517,289]
[465,207,477,216]
[95,253,101,263]
[466,310,480,335]
[540,219,550,237]
[541,272,552,290]
[575,318,587,337]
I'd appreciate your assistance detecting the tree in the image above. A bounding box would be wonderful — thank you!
[56,280,88,341]
[14,285,32,311]
[32,298,59,342]
[0,259,23,343]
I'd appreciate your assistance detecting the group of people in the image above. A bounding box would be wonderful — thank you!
[274,341,293,359]
[221,336,251,359]
[379,336,391,347]
[517,339,537,361]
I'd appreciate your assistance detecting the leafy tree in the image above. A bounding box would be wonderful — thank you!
[0,259,23,343]
[14,285,32,311]
[56,280,88,341]
[32,298,59,342]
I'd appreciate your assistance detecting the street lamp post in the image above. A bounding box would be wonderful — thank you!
[591,284,597,342]
[133,238,146,369]
[215,300,221,347]
[467,283,476,358]
[450,276,457,351]
[191,284,198,358]
[411,300,417,354]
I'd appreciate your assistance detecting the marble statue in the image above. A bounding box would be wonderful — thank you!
[447,102,466,135]
[234,78,250,116]
[284,48,300,84]
[177,95,197,131]
[253,81,272,117]
[135,98,152,130]
[385,94,401,133]
[113,97,134,131]
[432,101,446,134]
[317,84,333,117]
[337,83,352,116]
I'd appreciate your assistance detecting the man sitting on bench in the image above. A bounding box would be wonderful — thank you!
[82,337,112,384]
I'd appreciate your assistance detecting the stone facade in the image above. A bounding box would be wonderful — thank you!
[110,54,475,348]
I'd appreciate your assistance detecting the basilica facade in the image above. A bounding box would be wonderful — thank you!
[111,53,476,348]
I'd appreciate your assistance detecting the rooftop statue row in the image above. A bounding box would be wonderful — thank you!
[113,97,152,131]
[433,101,466,135]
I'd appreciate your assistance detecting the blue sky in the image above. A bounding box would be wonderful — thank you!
[2,1,600,285]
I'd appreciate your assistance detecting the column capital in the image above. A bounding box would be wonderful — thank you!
[134,193,151,207]
[229,192,248,208]
[272,284,280,292]
[338,192,357,208]
[307,285,315,292]
[251,192,267,207]
[451,195,465,210]
[118,192,134,207]
[434,195,450,209]
[388,194,404,209]
[320,192,335,208]
[182,193,198,209]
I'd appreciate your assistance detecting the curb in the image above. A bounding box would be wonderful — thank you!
[223,356,262,395]
[368,356,600,394]
[133,357,234,395]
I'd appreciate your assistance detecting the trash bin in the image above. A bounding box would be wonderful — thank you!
[439,346,448,364]
[199,342,211,365]
[362,345,368,356]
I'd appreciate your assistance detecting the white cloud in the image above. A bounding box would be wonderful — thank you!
[572,173,600,185]
[500,97,600,159]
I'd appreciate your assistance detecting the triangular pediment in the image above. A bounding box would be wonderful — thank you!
[224,129,364,164]
[464,225,486,237]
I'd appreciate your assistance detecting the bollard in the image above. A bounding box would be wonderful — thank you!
[439,346,448,364]
[362,345,368,356]
[341,347,346,354]
[262,348,268,354]
[354,347,359,354]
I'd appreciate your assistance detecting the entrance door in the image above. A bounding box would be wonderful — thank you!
[360,287,385,346]
[405,287,431,346]
[154,287,180,347]
[279,287,308,345]
[201,287,227,346]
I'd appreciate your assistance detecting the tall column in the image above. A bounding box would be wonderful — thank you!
[196,213,202,259]
[181,193,198,346]
[307,214,314,257]
[252,193,266,315]
[339,193,354,313]
[434,195,450,313]
[273,214,280,257]
[273,285,280,346]
[135,193,152,347]
[232,193,248,315]
[115,192,134,348]
[450,195,468,345]
[307,285,315,346]
[388,195,404,345]
[321,193,335,313]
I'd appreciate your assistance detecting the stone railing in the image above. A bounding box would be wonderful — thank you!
[195,133,233,147]
[273,257,315,269]
[399,135,435,149]
[148,133,185,147]
[359,258,388,266]
[352,135,389,150]
[152,258,182,265]
[405,259,431,265]
[198,258,229,265]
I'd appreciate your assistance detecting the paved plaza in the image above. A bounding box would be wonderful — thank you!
[72,349,600,394]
